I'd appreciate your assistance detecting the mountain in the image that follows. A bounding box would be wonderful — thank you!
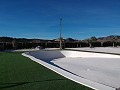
[98,35,120,42]
[65,38,76,42]
[1,35,120,43]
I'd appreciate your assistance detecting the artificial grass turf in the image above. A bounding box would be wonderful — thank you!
[0,52,93,90]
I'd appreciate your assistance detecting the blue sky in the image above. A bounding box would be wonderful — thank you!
[0,0,120,39]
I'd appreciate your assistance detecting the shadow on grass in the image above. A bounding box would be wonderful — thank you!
[0,78,66,89]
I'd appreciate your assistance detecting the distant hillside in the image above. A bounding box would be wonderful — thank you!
[0,35,120,42]
[97,35,120,42]
[65,38,77,42]
[0,37,54,43]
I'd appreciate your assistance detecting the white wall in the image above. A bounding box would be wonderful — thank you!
[26,50,120,61]
[61,51,120,58]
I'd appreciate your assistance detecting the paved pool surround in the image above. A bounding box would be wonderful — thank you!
[22,50,120,90]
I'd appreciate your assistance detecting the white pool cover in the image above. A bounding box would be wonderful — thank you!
[22,50,120,90]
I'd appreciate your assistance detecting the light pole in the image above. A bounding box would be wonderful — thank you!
[60,18,62,49]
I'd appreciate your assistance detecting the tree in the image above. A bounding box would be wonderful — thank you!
[12,39,18,49]
[90,36,97,41]
[84,36,97,48]
[109,36,118,47]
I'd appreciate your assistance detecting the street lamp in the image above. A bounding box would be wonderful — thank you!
[60,18,62,49]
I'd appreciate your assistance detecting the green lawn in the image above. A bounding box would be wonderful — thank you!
[0,52,93,90]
